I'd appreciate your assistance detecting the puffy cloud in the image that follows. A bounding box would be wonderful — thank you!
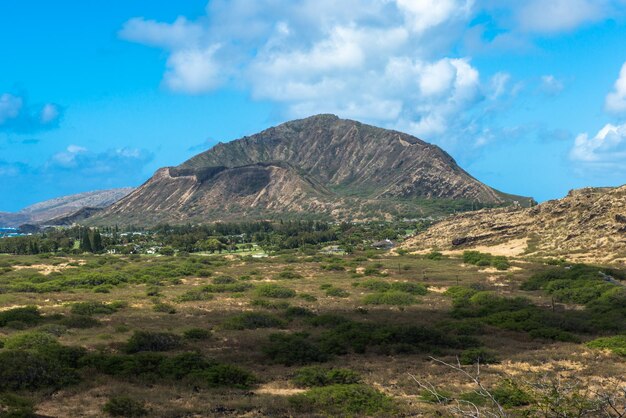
[119,17,204,50]
[119,1,624,147]
[570,123,626,163]
[516,0,611,33]
[396,0,474,34]
[120,1,491,141]
[605,62,626,113]
[1,147,153,211]
[0,94,22,124]
[47,146,154,176]
[164,45,223,93]
[0,160,29,177]
[0,93,62,133]
[540,75,564,96]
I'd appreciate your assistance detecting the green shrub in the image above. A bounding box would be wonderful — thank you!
[391,282,428,295]
[0,393,36,418]
[293,366,361,387]
[146,286,161,297]
[528,327,580,342]
[124,331,182,353]
[463,251,510,270]
[83,351,256,389]
[426,251,443,260]
[586,335,626,356]
[277,270,303,280]
[459,391,488,406]
[444,286,477,302]
[177,289,214,302]
[4,331,60,351]
[282,307,313,318]
[102,396,147,417]
[289,384,396,416]
[321,263,345,271]
[212,276,236,284]
[307,314,350,328]
[318,321,470,356]
[59,315,101,328]
[69,301,117,316]
[420,388,453,404]
[202,282,253,293]
[152,303,176,314]
[363,291,416,306]
[188,364,256,389]
[264,333,329,366]
[492,381,533,407]
[492,256,510,271]
[38,323,68,337]
[359,279,390,292]
[222,312,286,330]
[254,284,296,299]
[183,328,212,340]
[0,350,79,390]
[250,299,291,309]
[93,285,112,293]
[459,348,499,365]
[325,287,350,298]
[0,306,42,327]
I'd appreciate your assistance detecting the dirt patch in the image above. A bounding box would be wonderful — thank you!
[254,382,306,396]
[491,359,586,376]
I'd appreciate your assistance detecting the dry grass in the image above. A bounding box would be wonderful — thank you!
[0,251,624,416]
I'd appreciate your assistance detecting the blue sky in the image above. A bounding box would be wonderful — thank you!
[2,0,626,211]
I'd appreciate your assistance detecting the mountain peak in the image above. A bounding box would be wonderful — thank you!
[92,116,533,225]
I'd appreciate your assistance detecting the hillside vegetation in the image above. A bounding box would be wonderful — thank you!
[0,242,624,416]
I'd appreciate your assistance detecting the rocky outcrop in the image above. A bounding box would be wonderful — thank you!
[404,186,626,263]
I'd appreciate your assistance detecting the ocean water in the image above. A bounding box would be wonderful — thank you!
[0,227,24,238]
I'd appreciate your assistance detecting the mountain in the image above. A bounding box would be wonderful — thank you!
[0,188,134,227]
[92,115,533,225]
[403,186,626,263]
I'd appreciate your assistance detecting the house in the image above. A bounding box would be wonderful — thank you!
[371,239,395,250]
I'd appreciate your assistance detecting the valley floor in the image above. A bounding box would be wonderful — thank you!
[0,250,624,417]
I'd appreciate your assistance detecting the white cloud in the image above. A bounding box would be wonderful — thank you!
[396,0,474,34]
[516,0,611,33]
[540,75,564,95]
[0,94,23,124]
[0,93,61,132]
[164,45,223,93]
[605,62,626,113]
[48,146,153,176]
[124,0,624,148]
[40,104,60,124]
[571,123,626,163]
[119,17,204,50]
[489,72,511,99]
[119,1,493,138]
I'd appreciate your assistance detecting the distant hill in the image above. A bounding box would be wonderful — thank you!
[0,188,134,227]
[91,115,533,225]
[403,186,626,263]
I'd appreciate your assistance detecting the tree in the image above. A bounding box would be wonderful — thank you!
[80,228,92,253]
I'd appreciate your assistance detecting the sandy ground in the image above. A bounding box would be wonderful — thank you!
[254,382,306,396]
[11,259,85,275]
[410,238,530,258]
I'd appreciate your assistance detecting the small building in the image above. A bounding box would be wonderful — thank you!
[371,239,395,250]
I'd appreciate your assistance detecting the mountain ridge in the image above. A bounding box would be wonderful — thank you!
[0,188,134,227]
[91,115,534,225]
